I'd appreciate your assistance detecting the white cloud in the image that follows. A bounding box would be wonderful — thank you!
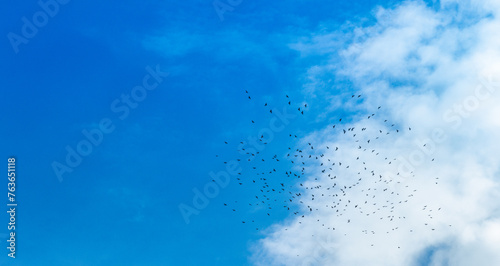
[252,1,500,265]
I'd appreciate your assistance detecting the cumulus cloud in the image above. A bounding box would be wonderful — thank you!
[252,1,500,265]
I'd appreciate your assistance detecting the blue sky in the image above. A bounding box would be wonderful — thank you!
[2,0,500,265]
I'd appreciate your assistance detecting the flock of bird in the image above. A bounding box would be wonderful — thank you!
[215,90,445,250]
